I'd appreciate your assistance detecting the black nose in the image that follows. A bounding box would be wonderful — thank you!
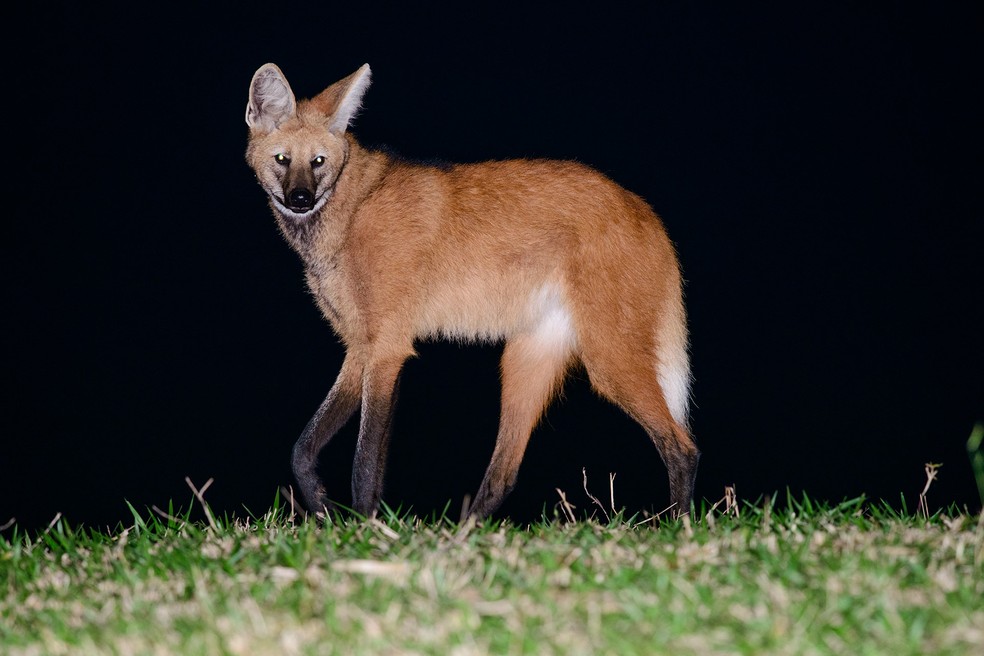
[287,188,314,210]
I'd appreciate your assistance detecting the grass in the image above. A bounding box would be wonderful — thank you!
[1,483,982,656]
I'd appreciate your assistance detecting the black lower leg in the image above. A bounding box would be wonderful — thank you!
[292,378,361,514]
[667,447,700,516]
[468,461,517,520]
[351,372,401,517]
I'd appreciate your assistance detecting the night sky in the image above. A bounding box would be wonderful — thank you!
[5,5,981,532]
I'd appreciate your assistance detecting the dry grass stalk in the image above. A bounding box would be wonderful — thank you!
[582,468,611,522]
[917,463,942,519]
[151,505,186,528]
[185,476,218,530]
[279,485,306,523]
[609,473,617,516]
[555,488,577,523]
[704,485,740,526]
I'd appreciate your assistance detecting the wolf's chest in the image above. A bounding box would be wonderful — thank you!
[304,260,360,336]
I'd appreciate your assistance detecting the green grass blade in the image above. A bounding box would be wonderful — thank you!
[967,422,984,507]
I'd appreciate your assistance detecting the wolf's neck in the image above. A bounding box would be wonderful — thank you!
[330,136,392,217]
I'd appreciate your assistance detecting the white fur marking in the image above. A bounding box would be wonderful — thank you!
[655,304,691,426]
[528,284,577,355]
[658,357,690,427]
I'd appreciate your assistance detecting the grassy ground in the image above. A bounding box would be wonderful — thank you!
[1,488,981,656]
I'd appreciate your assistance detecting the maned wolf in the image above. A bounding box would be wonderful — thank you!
[245,63,699,520]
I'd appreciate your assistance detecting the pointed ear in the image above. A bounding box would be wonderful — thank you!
[311,64,372,134]
[246,63,297,132]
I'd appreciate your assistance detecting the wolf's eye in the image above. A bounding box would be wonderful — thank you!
[312,155,326,168]
[274,153,290,166]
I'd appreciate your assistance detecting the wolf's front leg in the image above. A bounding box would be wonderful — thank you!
[292,355,363,515]
[351,354,406,517]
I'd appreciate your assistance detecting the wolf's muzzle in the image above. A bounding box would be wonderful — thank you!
[287,188,315,211]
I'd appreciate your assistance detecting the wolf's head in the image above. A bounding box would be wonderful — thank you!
[245,63,371,221]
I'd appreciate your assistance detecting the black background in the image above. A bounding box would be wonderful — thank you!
[4,4,981,532]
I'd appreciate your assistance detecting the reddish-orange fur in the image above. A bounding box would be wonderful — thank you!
[246,63,699,519]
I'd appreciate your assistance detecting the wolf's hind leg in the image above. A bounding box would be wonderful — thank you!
[468,330,573,520]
